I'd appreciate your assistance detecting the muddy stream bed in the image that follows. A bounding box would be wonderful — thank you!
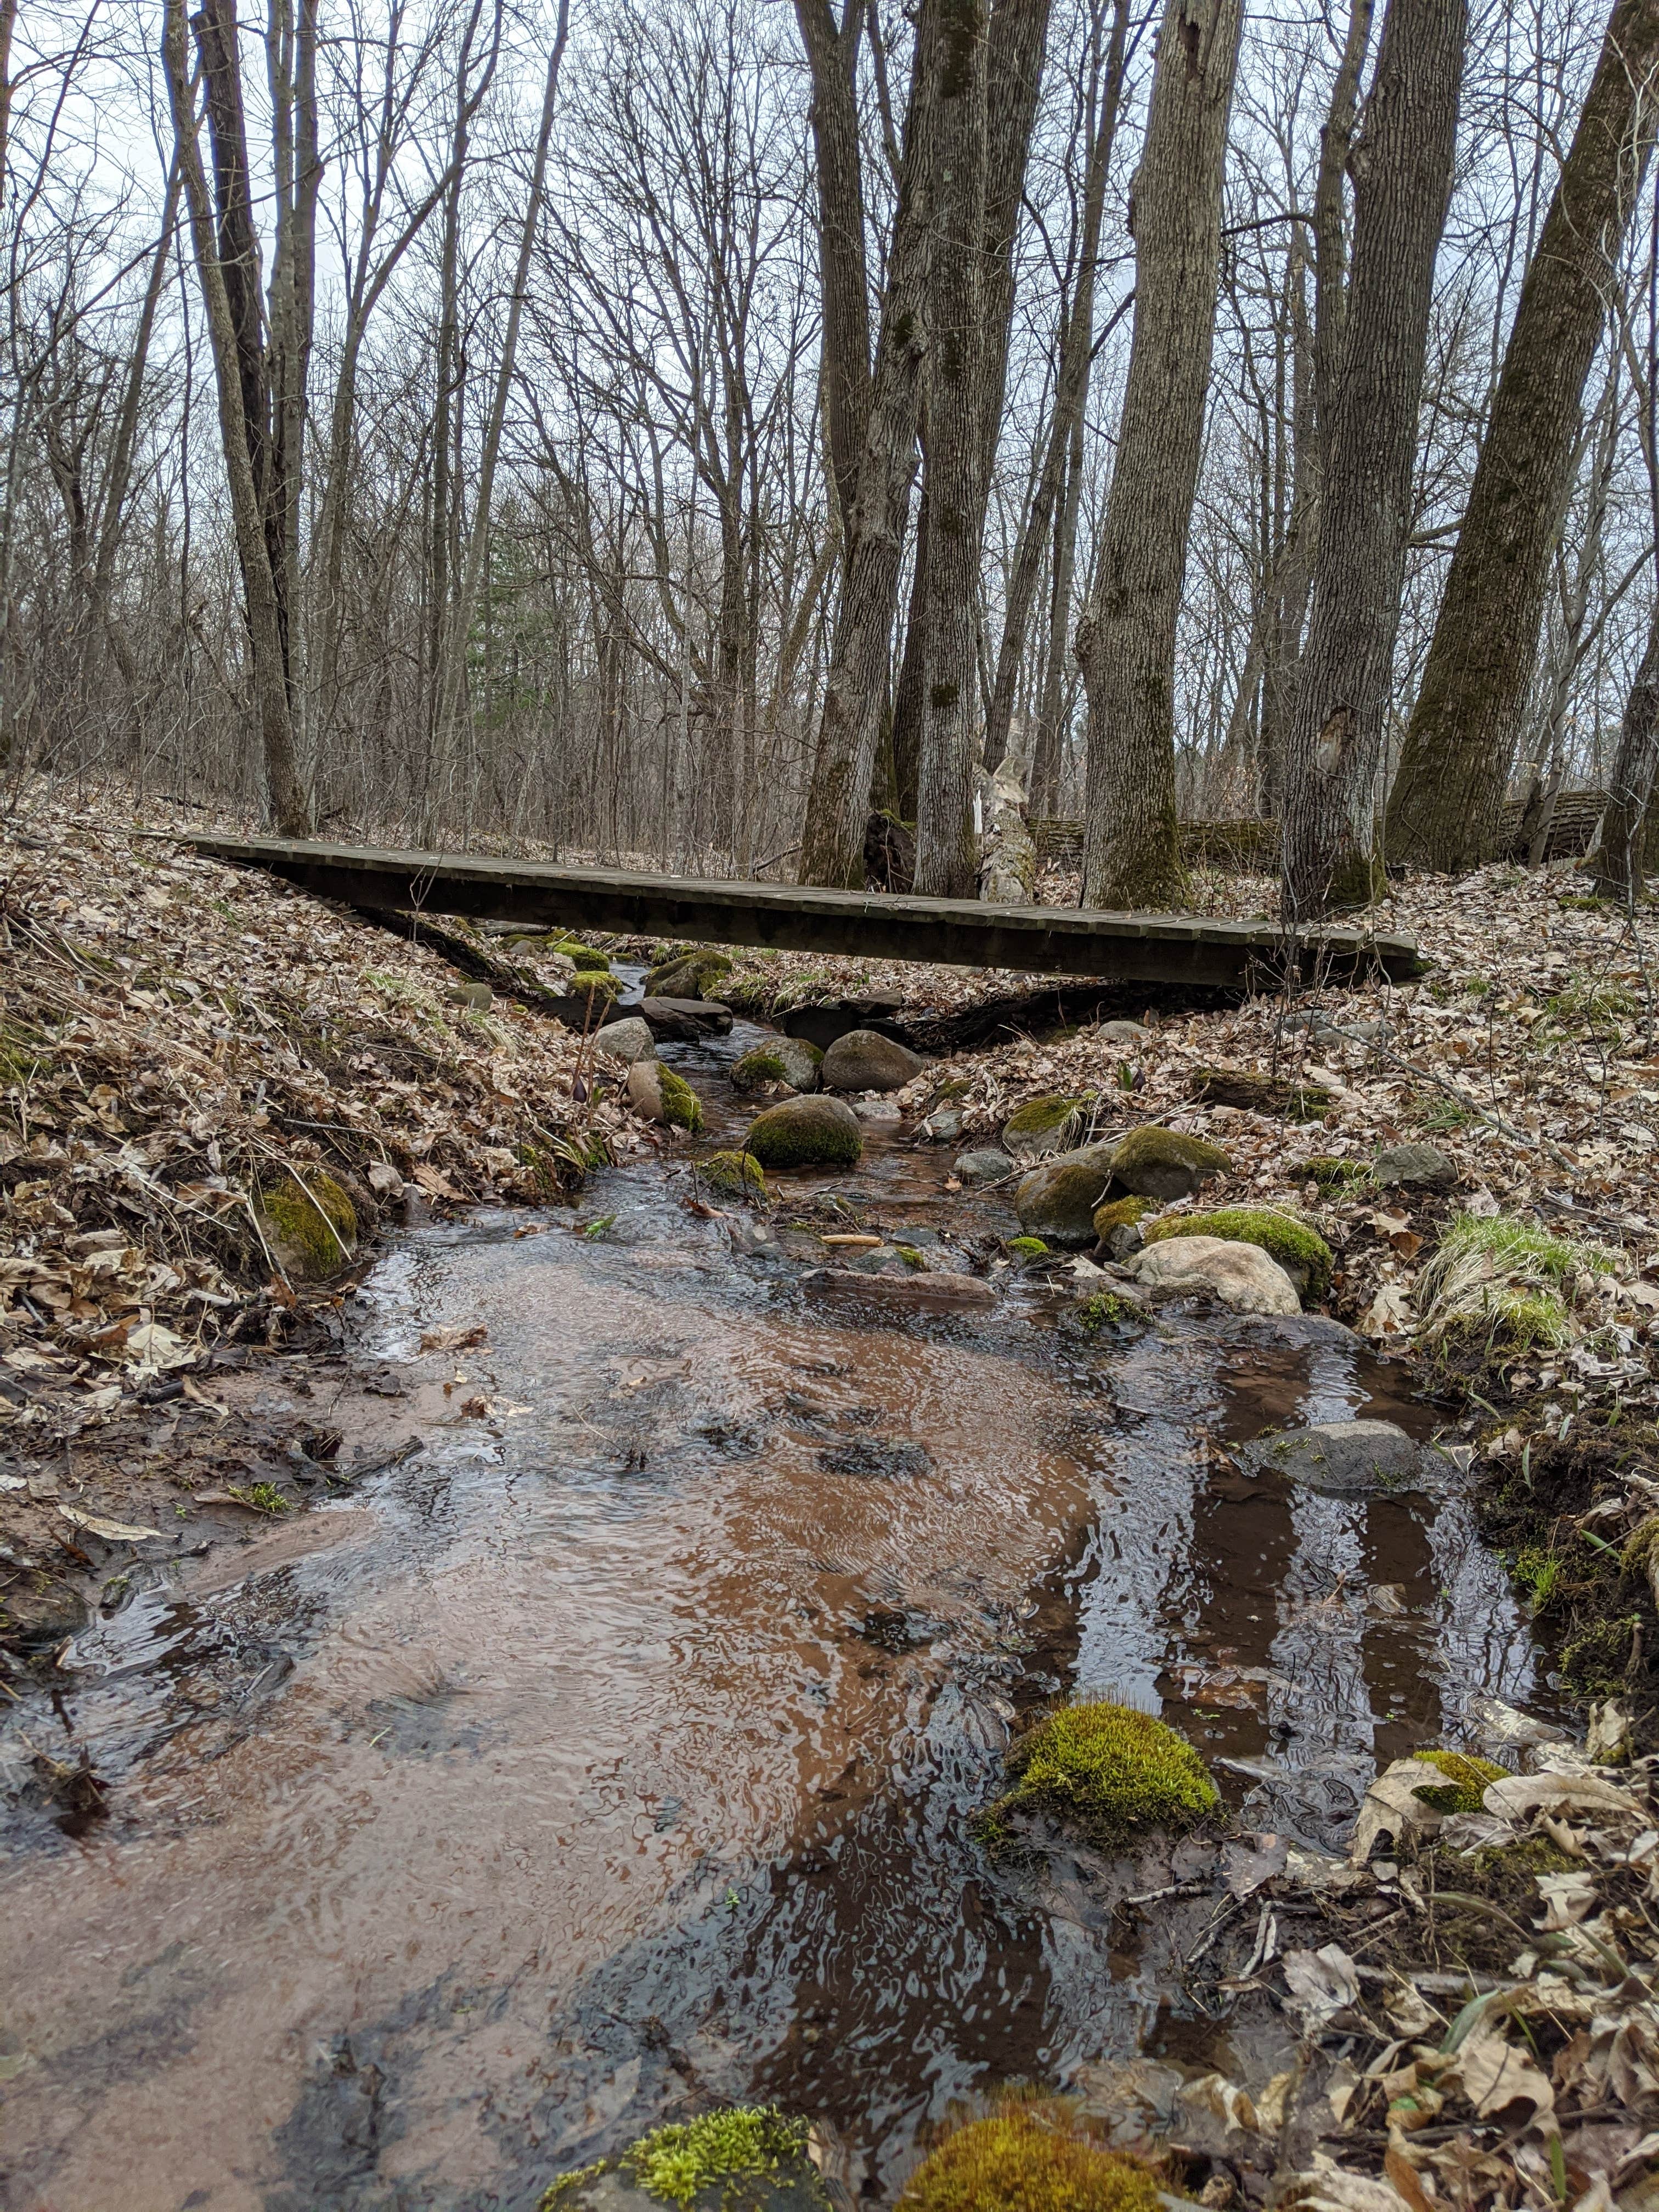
[0,1009,1543,2211]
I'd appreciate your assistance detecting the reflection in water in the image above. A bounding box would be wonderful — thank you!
[0,1030,1541,2210]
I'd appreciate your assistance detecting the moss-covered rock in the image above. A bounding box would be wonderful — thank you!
[1091,1194,1150,1240]
[552,940,610,972]
[645,947,733,1000]
[561,968,622,1017]
[898,2112,1160,2212]
[743,1094,862,1170]
[820,1028,924,1092]
[255,1169,358,1280]
[1006,1235,1049,1259]
[1002,1093,1091,1159]
[731,1037,822,1094]
[1108,1125,1231,1201]
[1143,1205,1333,1301]
[988,1697,1217,1851]
[698,1150,766,1200]
[626,1059,703,1132]
[1410,1748,1507,1814]
[1188,1065,1334,1121]
[1014,1142,1119,1247]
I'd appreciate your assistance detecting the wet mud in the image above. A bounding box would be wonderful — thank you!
[0,1012,1543,2210]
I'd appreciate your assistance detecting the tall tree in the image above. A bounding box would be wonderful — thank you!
[913,0,991,896]
[162,0,314,833]
[1076,0,1244,909]
[1386,0,1659,871]
[792,2,872,539]
[797,10,939,887]
[1280,0,1467,917]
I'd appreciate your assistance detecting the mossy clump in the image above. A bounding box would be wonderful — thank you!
[1304,1155,1370,1190]
[1188,1066,1334,1121]
[1091,1195,1149,1239]
[1007,1235,1049,1258]
[1108,1125,1231,1198]
[1410,1748,1507,1814]
[552,940,610,971]
[698,1150,766,1199]
[646,947,734,1000]
[657,1065,703,1133]
[989,1697,1218,1851]
[1143,1205,1333,1302]
[1070,1291,1144,1333]
[541,2105,812,2211]
[255,1169,358,1280]
[1003,1093,1090,1145]
[1561,1614,1643,1700]
[731,1047,788,1092]
[561,968,622,1014]
[899,2112,1161,2212]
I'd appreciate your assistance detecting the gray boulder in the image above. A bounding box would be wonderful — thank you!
[820,1027,924,1092]
[1131,1234,1300,1314]
[1374,1141,1457,1193]
[639,996,732,1039]
[597,1014,655,1066]
[955,1147,1013,1186]
[1237,1417,1438,1496]
[1097,1019,1149,1046]
[1013,1141,1119,1248]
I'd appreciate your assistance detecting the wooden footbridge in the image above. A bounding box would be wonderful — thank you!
[183,836,1425,990]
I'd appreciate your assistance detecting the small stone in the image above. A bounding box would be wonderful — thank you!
[1373,1141,1457,1192]
[444,981,493,1011]
[597,1015,655,1065]
[922,1105,965,1143]
[1014,1141,1120,1248]
[850,1099,902,1124]
[1235,1418,1438,1496]
[1131,1234,1300,1314]
[820,1028,925,1092]
[953,1148,1012,1186]
[1097,1019,1149,1046]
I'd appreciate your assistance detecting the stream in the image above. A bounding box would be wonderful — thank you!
[0,1008,1541,2211]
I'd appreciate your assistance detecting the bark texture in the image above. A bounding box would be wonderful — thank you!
[798,23,938,888]
[1077,0,1244,909]
[1386,0,1659,870]
[793,2,872,534]
[915,0,991,897]
[1281,0,1467,918]
[1593,598,1659,900]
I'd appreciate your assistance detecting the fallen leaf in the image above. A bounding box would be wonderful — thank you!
[57,1505,161,1542]
[419,1323,487,1353]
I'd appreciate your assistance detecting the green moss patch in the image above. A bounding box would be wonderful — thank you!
[561,969,622,1013]
[1143,1205,1332,1301]
[1006,1235,1049,1258]
[1069,1291,1145,1333]
[657,1066,703,1133]
[743,1097,862,1169]
[552,940,610,971]
[1091,1195,1149,1239]
[731,1047,788,1092]
[646,947,733,1000]
[542,2105,811,2210]
[899,2111,1160,2212]
[1108,1125,1231,1192]
[989,1697,1217,1852]
[698,1150,766,1199]
[255,1169,358,1280]
[1410,1748,1506,1813]
[1003,1093,1090,1143]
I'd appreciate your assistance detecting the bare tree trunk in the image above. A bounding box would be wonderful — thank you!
[793,2,871,535]
[1077,0,1243,910]
[914,0,991,896]
[164,0,309,833]
[1281,0,1466,918]
[798,21,938,888]
[984,0,1130,778]
[1593,599,1659,897]
[1387,0,1659,871]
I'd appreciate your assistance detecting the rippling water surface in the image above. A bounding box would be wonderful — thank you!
[0,1015,1537,2210]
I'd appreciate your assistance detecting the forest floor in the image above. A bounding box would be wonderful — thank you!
[3,787,1657,2209]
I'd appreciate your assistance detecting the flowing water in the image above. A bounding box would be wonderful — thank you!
[0,1013,1540,2211]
